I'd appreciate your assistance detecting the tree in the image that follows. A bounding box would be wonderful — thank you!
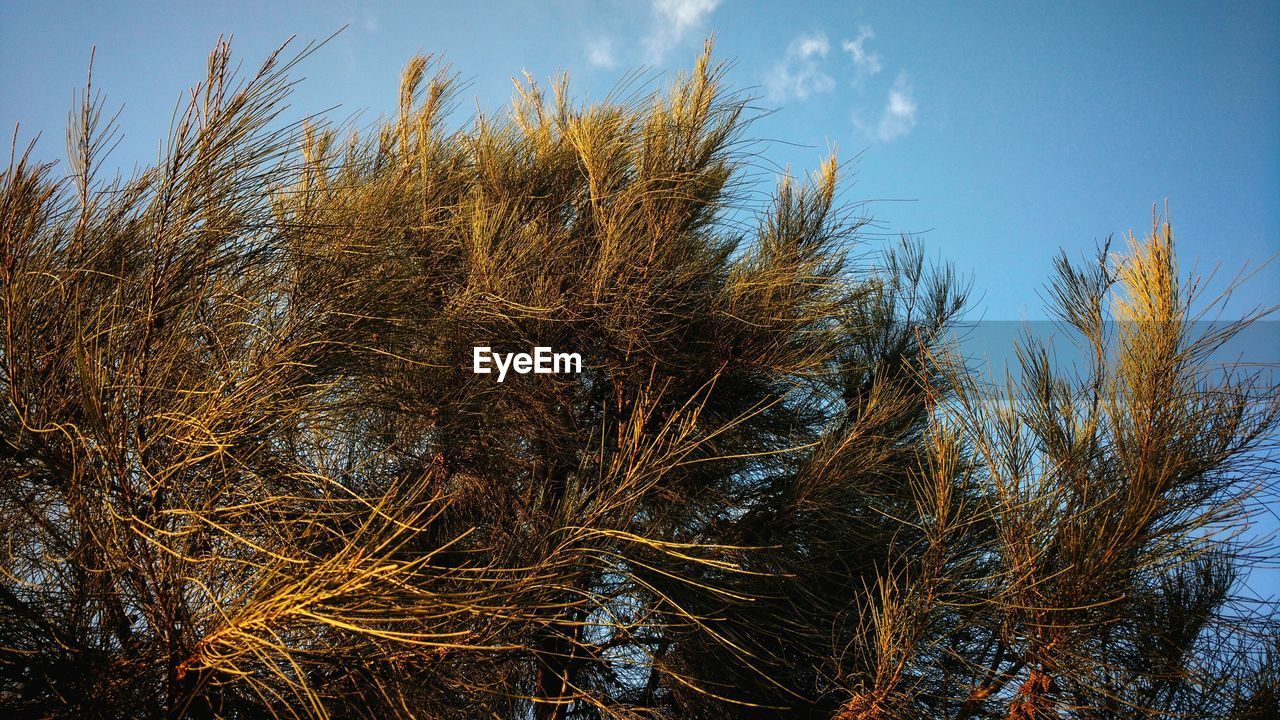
[1,37,1276,720]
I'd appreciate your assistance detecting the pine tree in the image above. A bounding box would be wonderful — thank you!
[1,38,1275,720]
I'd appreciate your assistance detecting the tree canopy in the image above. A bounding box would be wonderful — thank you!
[1,38,1276,720]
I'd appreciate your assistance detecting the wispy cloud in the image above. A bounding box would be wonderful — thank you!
[764,23,919,142]
[342,0,380,35]
[765,32,836,102]
[586,38,617,69]
[872,72,917,141]
[645,0,720,64]
[841,25,881,77]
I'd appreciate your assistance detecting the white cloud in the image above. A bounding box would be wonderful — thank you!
[764,24,918,141]
[587,38,617,69]
[765,32,836,102]
[841,25,881,77]
[645,0,721,64]
[794,34,829,59]
[874,72,917,141]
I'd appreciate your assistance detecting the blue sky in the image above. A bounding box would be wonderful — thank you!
[1,0,1276,322]
[2,1,1278,591]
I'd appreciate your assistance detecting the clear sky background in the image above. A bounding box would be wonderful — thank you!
[2,1,1278,593]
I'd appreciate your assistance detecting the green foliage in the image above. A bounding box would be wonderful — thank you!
[0,38,1275,720]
